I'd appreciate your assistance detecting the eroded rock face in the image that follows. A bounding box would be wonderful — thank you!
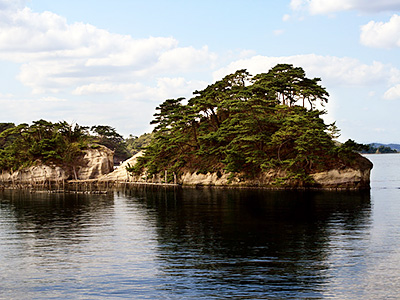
[0,165,68,183]
[180,172,232,186]
[0,146,114,183]
[76,147,114,180]
[178,154,373,190]
[99,152,372,190]
[99,151,143,181]
[311,168,371,189]
[96,151,373,190]
[311,154,373,189]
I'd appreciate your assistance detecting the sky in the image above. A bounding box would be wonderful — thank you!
[1,0,400,143]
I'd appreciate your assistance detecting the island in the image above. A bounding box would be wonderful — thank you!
[0,64,373,190]
[127,64,372,190]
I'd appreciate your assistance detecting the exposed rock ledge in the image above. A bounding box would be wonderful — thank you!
[98,152,143,181]
[177,154,373,190]
[0,146,114,183]
[102,152,372,190]
[0,148,372,190]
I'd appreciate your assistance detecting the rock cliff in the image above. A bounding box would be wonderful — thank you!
[0,146,114,184]
[99,151,372,190]
[76,146,114,180]
[99,152,143,181]
[177,154,373,190]
[105,152,372,190]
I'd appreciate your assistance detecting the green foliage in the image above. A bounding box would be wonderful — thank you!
[132,64,358,184]
[362,144,397,154]
[339,139,369,153]
[0,120,90,171]
[125,133,153,155]
[90,125,130,162]
[0,120,143,172]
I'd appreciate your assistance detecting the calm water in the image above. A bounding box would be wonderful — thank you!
[0,154,400,299]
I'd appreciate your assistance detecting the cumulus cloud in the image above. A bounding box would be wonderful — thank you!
[73,78,208,102]
[0,3,216,98]
[213,54,396,86]
[212,54,400,100]
[384,84,400,99]
[360,14,400,48]
[290,0,400,14]
[40,96,67,102]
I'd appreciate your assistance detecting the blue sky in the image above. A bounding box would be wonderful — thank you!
[1,0,400,143]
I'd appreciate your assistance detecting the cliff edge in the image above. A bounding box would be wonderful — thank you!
[0,146,114,184]
[176,153,372,190]
[114,152,372,190]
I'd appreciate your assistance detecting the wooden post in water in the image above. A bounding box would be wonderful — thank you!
[30,169,34,191]
[43,169,47,190]
[165,170,167,184]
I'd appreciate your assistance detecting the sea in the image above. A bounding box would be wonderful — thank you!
[0,153,399,299]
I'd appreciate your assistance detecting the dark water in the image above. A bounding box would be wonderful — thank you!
[0,154,400,299]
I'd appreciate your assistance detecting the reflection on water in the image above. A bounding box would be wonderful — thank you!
[0,184,393,299]
[126,188,372,299]
[0,191,162,299]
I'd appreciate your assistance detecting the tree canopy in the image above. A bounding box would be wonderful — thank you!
[90,125,130,163]
[131,64,361,185]
[125,133,153,155]
[0,120,131,172]
[0,120,90,172]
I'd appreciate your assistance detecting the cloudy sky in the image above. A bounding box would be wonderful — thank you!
[1,0,400,143]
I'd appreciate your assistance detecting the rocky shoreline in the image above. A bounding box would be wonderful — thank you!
[0,150,373,191]
[0,146,114,184]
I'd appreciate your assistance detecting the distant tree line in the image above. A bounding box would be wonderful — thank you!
[362,144,398,154]
[0,120,148,172]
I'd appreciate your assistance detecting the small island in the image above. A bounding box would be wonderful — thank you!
[0,121,124,185]
[0,64,373,190]
[128,64,373,190]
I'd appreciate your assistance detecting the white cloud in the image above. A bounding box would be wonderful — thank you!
[290,0,305,11]
[213,54,400,102]
[384,84,400,99]
[282,14,291,21]
[40,96,67,102]
[213,54,396,87]
[73,83,144,96]
[290,0,400,15]
[73,77,208,102]
[0,92,14,99]
[310,0,352,15]
[0,4,216,97]
[360,14,400,48]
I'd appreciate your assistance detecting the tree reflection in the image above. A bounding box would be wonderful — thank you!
[0,190,114,244]
[126,187,371,298]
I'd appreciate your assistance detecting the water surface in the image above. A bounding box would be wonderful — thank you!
[0,154,399,299]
